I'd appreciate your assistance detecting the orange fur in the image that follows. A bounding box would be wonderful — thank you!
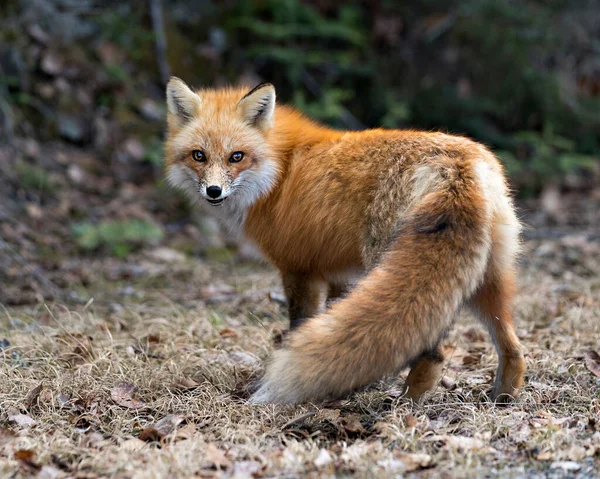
[164,79,525,404]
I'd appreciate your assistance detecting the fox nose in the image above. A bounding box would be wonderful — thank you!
[206,185,222,198]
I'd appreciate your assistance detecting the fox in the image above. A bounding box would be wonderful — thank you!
[164,77,526,405]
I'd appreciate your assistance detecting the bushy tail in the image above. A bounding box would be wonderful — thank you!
[251,162,492,404]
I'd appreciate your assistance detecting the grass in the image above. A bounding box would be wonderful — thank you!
[1,239,599,478]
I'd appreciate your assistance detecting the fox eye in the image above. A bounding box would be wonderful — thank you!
[192,150,205,162]
[229,151,244,163]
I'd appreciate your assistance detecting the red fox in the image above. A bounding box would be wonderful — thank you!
[164,78,526,404]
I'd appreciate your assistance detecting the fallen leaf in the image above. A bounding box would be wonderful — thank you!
[139,415,183,442]
[219,328,239,339]
[428,434,495,453]
[24,383,44,410]
[56,392,70,406]
[531,411,569,428]
[205,443,232,470]
[441,376,456,390]
[110,382,146,409]
[584,351,600,377]
[462,353,482,366]
[228,351,260,367]
[316,409,341,423]
[9,413,35,428]
[173,377,199,390]
[341,414,366,434]
[395,453,433,472]
[405,413,417,428]
[536,451,553,461]
[14,449,40,472]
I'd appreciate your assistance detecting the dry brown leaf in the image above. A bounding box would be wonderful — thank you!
[139,415,184,442]
[205,443,232,470]
[405,413,417,428]
[110,382,146,409]
[395,452,433,472]
[24,383,44,410]
[316,409,341,422]
[462,353,482,366]
[173,377,199,390]
[536,450,552,460]
[14,449,40,472]
[429,434,495,453]
[341,414,366,434]
[584,350,600,377]
[14,449,35,462]
[219,328,238,339]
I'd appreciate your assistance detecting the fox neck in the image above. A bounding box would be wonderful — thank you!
[220,107,341,239]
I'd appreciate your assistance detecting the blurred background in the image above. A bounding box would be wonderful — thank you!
[0,0,599,306]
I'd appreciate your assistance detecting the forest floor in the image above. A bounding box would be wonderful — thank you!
[1,195,600,478]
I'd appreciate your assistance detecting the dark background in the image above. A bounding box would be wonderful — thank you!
[1,0,599,304]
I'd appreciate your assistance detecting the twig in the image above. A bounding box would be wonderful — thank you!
[150,0,171,85]
[281,411,316,429]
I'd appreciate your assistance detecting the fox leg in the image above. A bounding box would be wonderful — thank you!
[281,272,324,330]
[470,269,525,402]
[326,282,348,307]
[404,343,446,400]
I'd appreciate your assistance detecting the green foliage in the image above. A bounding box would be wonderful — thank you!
[143,138,164,168]
[225,0,373,125]
[16,161,57,196]
[72,219,163,257]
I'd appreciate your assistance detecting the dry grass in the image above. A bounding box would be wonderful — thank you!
[1,238,600,478]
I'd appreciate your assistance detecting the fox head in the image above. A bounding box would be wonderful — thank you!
[164,78,279,209]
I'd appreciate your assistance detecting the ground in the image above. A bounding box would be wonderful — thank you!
[1,200,600,479]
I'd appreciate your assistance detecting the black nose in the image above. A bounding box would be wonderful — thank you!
[206,185,222,198]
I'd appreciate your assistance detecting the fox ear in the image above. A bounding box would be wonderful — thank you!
[238,83,276,131]
[166,77,201,122]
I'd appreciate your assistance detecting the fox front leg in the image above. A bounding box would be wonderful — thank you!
[281,272,324,330]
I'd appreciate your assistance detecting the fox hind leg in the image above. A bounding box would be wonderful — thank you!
[470,268,525,403]
[404,343,446,401]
